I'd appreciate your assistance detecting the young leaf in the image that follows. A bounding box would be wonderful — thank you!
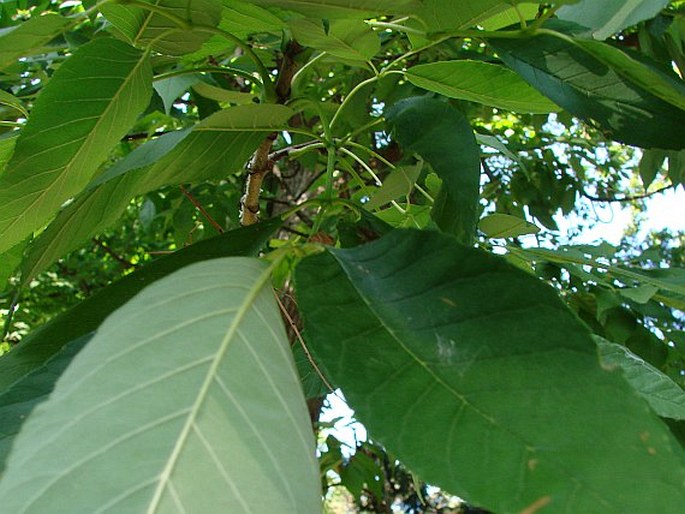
[406,61,559,113]
[365,164,422,210]
[0,258,321,512]
[0,38,152,254]
[101,0,223,56]
[20,104,293,281]
[489,28,685,149]
[386,97,481,244]
[290,18,380,62]
[0,14,70,70]
[0,90,28,118]
[558,0,670,40]
[479,213,540,238]
[597,337,685,420]
[295,228,685,513]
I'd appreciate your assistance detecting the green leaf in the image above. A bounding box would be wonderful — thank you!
[414,0,509,32]
[1,221,279,394]
[0,14,70,70]
[248,0,420,18]
[619,284,660,304]
[406,60,559,113]
[0,241,25,291]
[0,38,152,254]
[0,135,16,174]
[192,81,256,104]
[0,335,90,473]
[386,97,481,244]
[101,0,223,56]
[639,148,667,188]
[20,104,293,281]
[0,258,321,512]
[480,3,539,30]
[0,90,28,118]
[295,228,685,513]
[558,0,670,40]
[153,74,202,114]
[479,213,540,238]
[290,19,380,62]
[219,0,286,37]
[597,337,685,420]
[490,28,685,149]
[365,164,422,210]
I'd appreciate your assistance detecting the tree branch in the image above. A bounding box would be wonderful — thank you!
[581,184,674,203]
[92,238,136,269]
[179,185,224,234]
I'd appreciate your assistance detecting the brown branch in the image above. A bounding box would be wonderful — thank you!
[273,291,335,394]
[92,238,136,269]
[581,184,674,203]
[179,184,224,233]
[240,41,304,226]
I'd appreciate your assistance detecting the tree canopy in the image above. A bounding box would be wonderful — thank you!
[0,1,684,512]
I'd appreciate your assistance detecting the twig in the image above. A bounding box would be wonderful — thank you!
[1,289,20,343]
[273,291,335,394]
[92,238,136,269]
[581,184,674,203]
[179,184,224,233]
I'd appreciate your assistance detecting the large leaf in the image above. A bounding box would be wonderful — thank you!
[406,60,559,113]
[0,38,152,254]
[20,104,293,282]
[219,0,286,37]
[295,229,685,513]
[558,0,670,40]
[386,97,481,244]
[0,335,90,474]
[597,337,685,420]
[290,18,380,62]
[414,0,508,32]
[0,221,279,394]
[0,14,70,70]
[489,28,685,149]
[0,258,320,512]
[248,0,419,18]
[101,0,223,56]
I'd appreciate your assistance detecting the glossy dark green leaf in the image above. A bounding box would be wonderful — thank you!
[490,29,685,149]
[0,14,70,70]
[0,38,152,254]
[20,104,293,282]
[102,0,222,56]
[597,337,685,420]
[0,258,320,513]
[295,229,685,513]
[386,97,481,244]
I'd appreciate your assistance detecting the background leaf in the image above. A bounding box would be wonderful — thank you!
[0,257,321,513]
[19,104,292,282]
[290,19,380,62]
[0,38,152,254]
[248,0,420,18]
[295,228,685,513]
[479,213,540,238]
[597,337,685,420]
[558,0,670,40]
[406,61,559,113]
[386,97,481,244]
[0,14,70,70]
[102,0,223,56]
[490,27,685,150]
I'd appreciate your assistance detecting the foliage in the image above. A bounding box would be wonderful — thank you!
[0,0,684,512]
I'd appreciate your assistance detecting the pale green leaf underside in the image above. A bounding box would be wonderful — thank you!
[290,18,380,62]
[0,38,152,254]
[20,103,293,282]
[558,0,669,40]
[0,258,320,513]
[296,229,685,513]
[249,0,419,18]
[597,337,685,420]
[406,61,559,113]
